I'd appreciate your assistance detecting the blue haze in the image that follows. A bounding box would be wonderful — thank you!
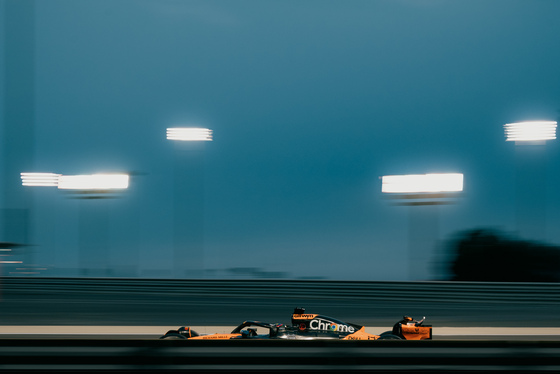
[1,0,560,280]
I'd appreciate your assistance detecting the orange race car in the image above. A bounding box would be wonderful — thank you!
[160,307,432,340]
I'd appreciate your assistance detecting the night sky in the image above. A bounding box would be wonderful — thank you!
[2,0,560,280]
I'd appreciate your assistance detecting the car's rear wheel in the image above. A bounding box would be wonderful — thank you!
[160,333,187,340]
[377,334,402,340]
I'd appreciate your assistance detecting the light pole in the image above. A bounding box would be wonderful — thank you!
[18,173,60,275]
[381,173,464,280]
[166,127,212,278]
[59,173,129,276]
[21,172,129,276]
[504,121,557,241]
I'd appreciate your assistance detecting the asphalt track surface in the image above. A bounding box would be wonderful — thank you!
[2,339,560,373]
[2,279,560,372]
[2,325,560,341]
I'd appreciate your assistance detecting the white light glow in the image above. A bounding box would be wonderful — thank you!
[504,121,557,142]
[58,174,129,190]
[167,127,213,141]
[21,173,61,187]
[0,261,22,264]
[382,173,464,193]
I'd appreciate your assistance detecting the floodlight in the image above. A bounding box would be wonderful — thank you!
[504,121,557,142]
[57,174,129,190]
[21,173,61,187]
[381,173,464,194]
[167,127,213,141]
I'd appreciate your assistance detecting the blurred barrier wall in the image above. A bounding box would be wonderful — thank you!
[2,277,560,303]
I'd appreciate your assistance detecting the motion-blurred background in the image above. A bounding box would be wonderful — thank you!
[1,0,560,283]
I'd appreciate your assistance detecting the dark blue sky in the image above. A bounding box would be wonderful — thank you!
[2,0,560,280]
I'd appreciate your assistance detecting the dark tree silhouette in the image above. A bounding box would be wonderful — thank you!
[449,229,560,282]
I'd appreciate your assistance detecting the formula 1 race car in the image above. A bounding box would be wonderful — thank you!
[160,307,432,340]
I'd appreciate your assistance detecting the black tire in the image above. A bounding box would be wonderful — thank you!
[160,332,187,340]
[379,331,393,336]
[377,334,402,340]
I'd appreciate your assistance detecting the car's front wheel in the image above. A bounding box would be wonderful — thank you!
[377,334,402,340]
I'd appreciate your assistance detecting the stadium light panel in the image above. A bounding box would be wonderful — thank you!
[504,121,557,142]
[382,173,464,194]
[167,127,213,141]
[57,174,129,190]
[21,173,61,187]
